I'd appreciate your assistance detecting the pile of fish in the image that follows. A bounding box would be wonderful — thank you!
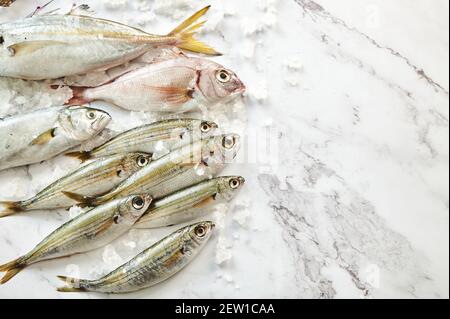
[0,4,246,294]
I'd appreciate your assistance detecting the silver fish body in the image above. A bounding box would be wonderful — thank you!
[0,153,152,216]
[68,134,241,206]
[66,118,218,162]
[71,57,246,112]
[136,176,245,229]
[57,221,214,293]
[0,194,152,284]
[0,7,218,80]
[0,106,111,171]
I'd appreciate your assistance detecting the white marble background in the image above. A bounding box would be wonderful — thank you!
[0,0,448,299]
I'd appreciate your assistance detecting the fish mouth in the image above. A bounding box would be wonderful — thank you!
[238,176,246,184]
[234,83,247,95]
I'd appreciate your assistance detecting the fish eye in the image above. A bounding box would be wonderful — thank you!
[194,225,207,237]
[137,155,149,167]
[201,122,211,133]
[132,196,145,210]
[86,110,97,120]
[216,69,231,83]
[222,136,235,149]
[229,178,240,189]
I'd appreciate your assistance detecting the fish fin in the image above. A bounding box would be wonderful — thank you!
[65,151,92,163]
[7,40,66,56]
[0,201,23,218]
[192,196,216,209]
[66,87,89,105]
[62,191,96,208]
[29,128,57,146]
[145,86,194,105]
[0,258,25,284]
[56,275,88,292]
[167,6,221,56]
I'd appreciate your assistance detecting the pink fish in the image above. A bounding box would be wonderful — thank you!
[68,56,246,113]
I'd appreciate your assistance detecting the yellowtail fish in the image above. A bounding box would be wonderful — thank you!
[57,221,214,293]
[0,194,152,284]
[0,153,152,218]
[68,56,245,113]
[0,6,219,80]
[0,106,110,171]
[63,134,241,206]
[65,119,218,162]
[136,176,245,229]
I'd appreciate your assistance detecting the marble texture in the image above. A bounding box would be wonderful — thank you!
[0,0,448,299]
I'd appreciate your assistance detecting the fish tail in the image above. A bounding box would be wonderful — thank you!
[66,87,90,105]
[0,257,26,284]
[168,5,221,56]
[0,201,24,218]
[62,191,97,208]
[65,151,92,163]
[56,275,88,293]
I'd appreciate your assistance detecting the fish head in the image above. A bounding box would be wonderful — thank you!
[123,153,153,174]
[63,106,111,141]
[187,221,215,246]
[203,134,241,166]
[216,176,246,201]
[119,194,153,224]
[197,61,246,104]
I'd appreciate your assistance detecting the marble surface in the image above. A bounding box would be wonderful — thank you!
[0,0,448,299]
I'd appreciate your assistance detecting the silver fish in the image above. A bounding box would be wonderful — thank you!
[136,176,245,229]
[57,221,214,293]
[68,56,246,113]
[0,152,152,217]
[0,106,111,171]
[64,134,241,206]
[0,6,219,80]
[65,118,218,162]
[0,194,152,284]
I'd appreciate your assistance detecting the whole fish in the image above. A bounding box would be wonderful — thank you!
[66,118,218,162]
[0,153,152,217]
[68,56,246,113]
[0,194,152,284]
[0,106,110,171]
[0,6,219,80]
[57,221,214,293]
[136,176,245,229]
[64,134,241,206]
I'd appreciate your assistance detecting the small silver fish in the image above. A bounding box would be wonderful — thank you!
[136,176,245,229]
[64,134,241,206]
[65,119,218,162]
[0,194,152,284]
[68,56,246,113]
[0,106,111,171]
[0,153,152,217]
[0,6,219,80]
[57,221,214,293]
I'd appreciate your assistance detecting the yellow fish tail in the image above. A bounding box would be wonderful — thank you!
[168,5,221,56]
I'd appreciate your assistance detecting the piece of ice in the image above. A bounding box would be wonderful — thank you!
[215,236,233,265]
[103,0,127,10]
[68,206,84,219]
